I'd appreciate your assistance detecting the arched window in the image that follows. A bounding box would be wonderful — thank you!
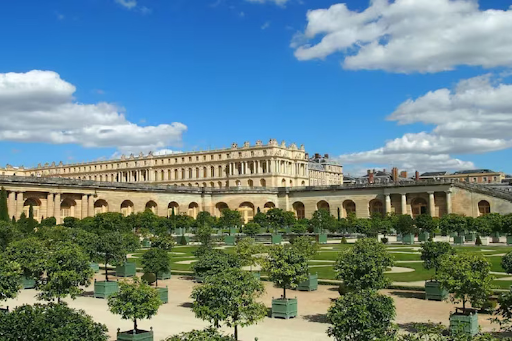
[260,179,266,187]
[264,202,275,212]
[343,200,356,217]
[478,200,491,216]
[168,202,179,216]
[120,200,134,217]
[61,198,76,219]
[215,202,229,217]
[248,179,254,188]
[145,201,157,214]
[369,199,384,216]
[239,202,255,223]
[317,200,330,213]
[94,199,109,215]
[293,201,305,219]
[188,202,199,218]
[23,198,41,221]
[411,198,428,217]
[281,179,286,187]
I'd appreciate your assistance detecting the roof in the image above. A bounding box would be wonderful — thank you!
[420,171,447,177]
[452,169,496,175]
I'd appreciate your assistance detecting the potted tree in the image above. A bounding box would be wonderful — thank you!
[219,209,242,246]
[310,209,334,244]
[108,276,162,341]
[94,231,127,299]
[437,254,493,336]
[116,233,140,278]
[262,244,308,319]
[235,237,261,280]
[193,249,241,283]
[473,216,491,246]
[440,214,467,245]
[420,241,455,301]
[149,235,175,280]
[395,215,416,245]
[0,256,22,313]
[502,214,512,245]
[141,248,172,304]
[191,268,267,340]
[290,236,320,291]
[71,229,101,273]
[415,214,436,242]
[266,208,286,245]
[4,238,46,289]
[483,213,504,243]
[242,222,260,238]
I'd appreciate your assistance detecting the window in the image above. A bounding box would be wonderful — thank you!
[473,177,477,182]
[189,157,192,162]
[196,156,199,161]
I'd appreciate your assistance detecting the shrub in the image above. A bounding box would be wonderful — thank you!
[475,235,483,246]
[502,252,512,274]
[141,272,157,285]
[179,234,188,245]
[381,237,388,244]
[340,237,347,244]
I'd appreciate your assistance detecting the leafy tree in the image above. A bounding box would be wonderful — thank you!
[108,276,163,333]
[37,241,94,302]
[0,302,109,341]
[0,256,22,304]
[291,221,307,234]
[193,249,241,279]
[40,216,57,227]
[0,221,16,252]
[501,252,512,274]
[27,204,37,232]
[252,212,268,231]
[266,208,286,233]
[96,231,130,281]
[235,237,260,271]
[262,244,308,299]
[327,289,396,341]
[35,225,72,250]
[420,241,455,277]
[191,268,266,340]
[195,223,215,248]
[195,211,215,230]
[0,187,8,222]
[150,234,175,251]
[141,248,171,286]
[482,213,503,235]
[502,214,512,236]
[70,229,100,263]
[350,218,371,235]
[164,328,236,341]
[415,214,437,235]
[334,238,394,292]
[439,214,467,236]
[283,211,296,228]
[93,212,130,234]
[395,214,416,235]
[4,238,46,283]
[437,253,493,311]
[63,217,79,228]
[289,236,319,259]
[76,216,95,231]
[242,222,260,237]
[310,209,337,234]
[369,213,393,237]
[495,288,512,331]
[219,209,243,232]
[471,216,492,237]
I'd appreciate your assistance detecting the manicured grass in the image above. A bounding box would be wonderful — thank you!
[390,253,422,261]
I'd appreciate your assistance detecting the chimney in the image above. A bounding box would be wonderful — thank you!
[367,169,371,176]
[415,171,420,181]
[392,167,398,183]
[324,154,329,159]
[315,153,320,159]
[369,171,375,184]
[383,169,387,173]
[400,171,407,178]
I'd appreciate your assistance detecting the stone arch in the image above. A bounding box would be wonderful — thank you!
[343,200,356,217]
[478,200,491,216]
[260,179,266,187]
[94,199,109,215]
[168,202,179,216]
[215,202,229,217]
[202,182,207,188]
[188,202,199,218]
[290,180,293,187]
[239,202,255,223]
[210,182,215,187]
[301,181,306,186]
[263,202,275,212]
[317,200,330,213]
[61,198,77,219]
[218,181,223,188]
[145,200,158,214]
[248,179,254,188]
[293,201,305,220]
[120,200,134,217]
[369,199,384,216]
[411,197,428,217]
[281,178,286,187]
[23,198,42,221]
[235,180,241,187]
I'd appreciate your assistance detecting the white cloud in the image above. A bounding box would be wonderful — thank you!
[246,0,290,7]
[0,70,187,154]
[261,21,271,30]
[337,74,512,171]
[153,149,182,156]
[293,0,512,73]
[115,0,137,9]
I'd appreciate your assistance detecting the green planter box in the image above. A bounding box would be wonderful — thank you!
[224,235,236,245]
[297,273,318,292]
[141,239,151,248]
[116,262,137,277]
[271,234,282,244]
[418,232,430,242]
[425,281,448,301]
[252,272,261,281]
[94,280,119,299]
[507,235,512,245]
[465,233,475,242]
[454,236,465,245]
[402,234,415,245]
[117,329,154,341]
[21,276,35,289]
[449,310,479,336]
[316,234,328,244]
[90,262,100,273]
[491,232,500,243]
[195,276,204,283]
[271,297,298,319]
[450,232,458,238]
[157,271,171,280]
[157,287,168,304]
[229,227,237,235]
[396,234,402,242]
[0,307,9,314]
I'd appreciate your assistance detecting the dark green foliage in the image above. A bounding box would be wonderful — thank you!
[503,214,512,236]
[340,237,347,244]
[195,223,215,247]
[69,229,100,262]
[475,235,483,246]
[251,212,267,230]
[179,234,188,245]
[472,216,491,237]
[235,237,260,270]
[350,218,371,235]
[291,221,307,234]
[96,231,130,281]
[310,209,337,234]
[219,209,243,231]
[420,241,455,276]
[193,249,241,279]
[195,211,216,231]
[40,216,57,227]
[63,217,79,228]
[191,268,267,340]
[27,205,36,232]
[35,226,72,249]
[93,212,130,234]
[289,236,319,259]
[150,234,175,251]
[0,256,22,302]
[415,214,437,234]
[495,288,512,331]
[0,221,15,252]
[369,213,393,237]
[0,187,8,222]
[141,248,171,286]
[439,214,467,236]
[141,272,157,285]
[381,237,388,244]
[242,222,260,237]
[395,214,416,235]
[0,303,109,341]
[327,290,396,341]
[76,216,94,231]
[482,213,503,235]
[334,238,394,292]
[4,238,47,282]
[502,252,512,274]
[265,208,287,233]
[164,328,236,341]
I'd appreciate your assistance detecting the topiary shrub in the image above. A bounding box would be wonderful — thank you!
[381,237,389,244]
[340,237,347,244]
[179,235,188,246]
[475,235,482,246]
[338,283,349,296]
[141,272,157,285]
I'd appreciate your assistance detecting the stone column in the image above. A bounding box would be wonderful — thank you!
[446,190,452,214]
[267,160,271,173]
[229,163,233,176]
[16,192,24,219]
[88,195,94,217]
[81,194,88,219]
[401,193,407,215]
[54,193,61,224]
[385,194,391,214]
[46,193,54,220]
[8,191,16,220]
[428,191,435,216]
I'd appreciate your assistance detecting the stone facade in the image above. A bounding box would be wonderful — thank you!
[1,176,511,224]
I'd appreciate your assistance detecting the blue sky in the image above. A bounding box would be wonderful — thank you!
[1,0,512,175]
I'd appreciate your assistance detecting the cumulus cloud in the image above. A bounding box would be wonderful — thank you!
[115,0,137,9]
[337,74,512,171]
[246,0,290,7]
[0,70,187,154]
[293,0,512,73]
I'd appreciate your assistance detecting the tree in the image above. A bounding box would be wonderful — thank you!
[70,229,100,263]
[63,217,79,228]
[415,214,437,235]
[195,211,215,230]
[93,212,130,234]
[395,214,416,236]
[27,204,37,232]
[150,234,175,251]
[495,288,512,331]
[262,244,308,299]
[327,289,396,341]
[350,218,371,235]
[501,252,512,274]
[437,253,493,311]
[420,241,455,277]
[4,238,46,283]
[289,236,319,259]
[291,221,307,234]
[96,231,129,282]
[195,223,215,248]
[242,222,260,237]
[266,208,286,233]
[37,241,94,303]
[310,209,337,233]
[471,216,491,237]
[0,221,16,252]
[334,238,394,292]
[235,237,260,271]
[192,268,266,340]
[439,214,467,236]
[0,302,109,341]
[0,187,8,222]
[108,276,162,333]
[252,212,267,231]
[0,256,22,304]
[219,209,243,231]
[193,249,241,279]
[141,248,171,286]
[40,216,57,227]
[164,328,236,341]
[482,213,503,235]
[502,214,512,236]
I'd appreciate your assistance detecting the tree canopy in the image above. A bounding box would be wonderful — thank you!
[164,328,236,341]
[193,249,241,279]
[310,209,337,233]
[4,238,47,282]
[141,248,172,286]
[0,256,22,303]
[420,241,455,276]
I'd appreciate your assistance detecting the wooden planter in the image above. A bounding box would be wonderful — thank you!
[141,239,151,248]
[316,234,328,244]
[297,273,318,292]
[252,272,261,281]
[117,328,154,341]
[271,297,298,319]
[449,309,478,336]
[479,237,490,246]
[491,232,500,243]
[507,235,512,245]
[21,276,35,289]
[157,287,168,304]
[454,236,465,245]
[271,234,282,245]
[418,232,429,242]
[90,262,100,273]
[402,234,415,245]
[224,235,236,246]
[465,233,475,242]
[425,280,448,301]
[94,280,119,299]
[157,271,171,280]
[396,234,402,242]
[229,227,237,235]
[116,262,137,277]
[194,276,204,283]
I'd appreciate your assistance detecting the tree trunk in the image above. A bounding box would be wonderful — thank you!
[463,298,466,312]
[134,318,138,333]
[234,325,238,340]
[283,286,286,299]
[105,256,109,282]
[156,273,158,287]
